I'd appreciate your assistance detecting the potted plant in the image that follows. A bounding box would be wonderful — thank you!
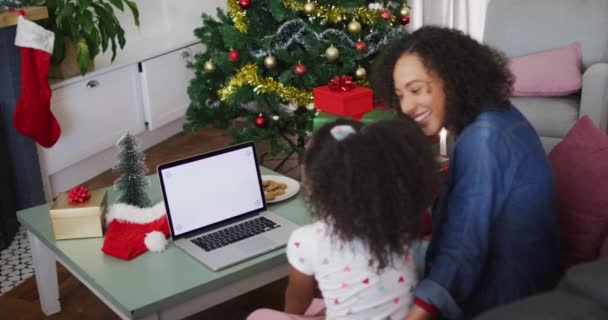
[23,0,139,76]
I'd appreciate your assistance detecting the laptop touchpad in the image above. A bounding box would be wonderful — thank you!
[236,236,275,252]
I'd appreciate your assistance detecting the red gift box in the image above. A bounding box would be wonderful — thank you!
[313,85,374,116]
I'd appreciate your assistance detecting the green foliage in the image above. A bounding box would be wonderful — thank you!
[113,132,151,208]
[23,0,139,75]
[186,1,409,157]
[0,0,23,9]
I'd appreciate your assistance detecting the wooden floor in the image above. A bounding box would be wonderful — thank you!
[0,127,300,319]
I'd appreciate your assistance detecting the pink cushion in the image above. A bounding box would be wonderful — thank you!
[509,43,582,96]
[549,116,608,267]
[601,237,608,258]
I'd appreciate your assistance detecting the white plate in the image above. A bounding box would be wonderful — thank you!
[261,175,301,203]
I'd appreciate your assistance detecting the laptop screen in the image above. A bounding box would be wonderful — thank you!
[159,143,265,238]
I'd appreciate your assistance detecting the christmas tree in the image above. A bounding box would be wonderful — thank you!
[114,132,151,208]
[185,0,410,157]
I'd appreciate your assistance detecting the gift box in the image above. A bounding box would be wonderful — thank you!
[312,85,374,116]
[312,108,397,131]
[49,189,107,240]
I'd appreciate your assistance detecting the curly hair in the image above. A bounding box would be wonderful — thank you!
[371,26,514,135]
[301,117,435,271]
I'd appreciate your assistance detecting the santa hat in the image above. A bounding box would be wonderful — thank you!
[102,202,171,260]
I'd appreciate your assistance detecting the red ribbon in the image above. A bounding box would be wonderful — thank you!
[8,8,26,15]
[328,75,356,92]
[67,185,91,204]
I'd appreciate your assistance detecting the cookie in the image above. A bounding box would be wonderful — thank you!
[265,181,281,192]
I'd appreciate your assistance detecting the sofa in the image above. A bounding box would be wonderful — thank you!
[475,258,608,320]
[483,0,608,153]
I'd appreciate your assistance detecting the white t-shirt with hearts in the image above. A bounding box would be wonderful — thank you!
[286,221,417,320]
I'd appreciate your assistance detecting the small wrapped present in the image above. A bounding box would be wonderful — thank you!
[312,108,397,131]
[312,75,373,116]
[49,187,107,240]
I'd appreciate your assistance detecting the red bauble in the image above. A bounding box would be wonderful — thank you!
[255,114,267,128]
[239,0,252,9]
[400,16,411,25]
[67,185,91,204]
[294,63,307,76]
[355,41,367,52]
[380,10,391,21]
[228,49,240,62]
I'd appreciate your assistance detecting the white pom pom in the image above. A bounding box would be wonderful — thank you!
[144,231,168,252]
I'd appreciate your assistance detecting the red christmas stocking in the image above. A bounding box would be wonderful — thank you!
[13,15,61,148]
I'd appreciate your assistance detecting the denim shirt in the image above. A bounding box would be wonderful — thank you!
[414,106,561,319]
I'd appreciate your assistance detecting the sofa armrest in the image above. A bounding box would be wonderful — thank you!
[559,258,608,308]
[580,63,608,132]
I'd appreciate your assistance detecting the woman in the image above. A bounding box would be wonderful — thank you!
[372,26,561,320]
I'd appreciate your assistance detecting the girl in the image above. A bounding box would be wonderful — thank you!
[248,117,435,320]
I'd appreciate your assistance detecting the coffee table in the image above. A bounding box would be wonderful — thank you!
[17,167,309,319]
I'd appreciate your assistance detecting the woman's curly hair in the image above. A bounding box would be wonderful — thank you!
[371,26,514,135]
[301,117,435,271]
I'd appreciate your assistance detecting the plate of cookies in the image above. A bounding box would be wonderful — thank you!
[262,175,301,203]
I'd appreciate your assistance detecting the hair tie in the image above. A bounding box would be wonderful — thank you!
[330,125,356,141]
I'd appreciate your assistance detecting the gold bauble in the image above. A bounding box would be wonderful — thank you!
[400,5,411,17]
[325,45,339,61]
[263,55,277,69]
[347,19,362,34]
[355,66,367,79]
[303,1,316,15]
[203,60,216,73]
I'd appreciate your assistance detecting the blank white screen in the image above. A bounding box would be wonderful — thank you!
[161,146,264,236]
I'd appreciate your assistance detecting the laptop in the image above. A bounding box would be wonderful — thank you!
[157,142,299,271]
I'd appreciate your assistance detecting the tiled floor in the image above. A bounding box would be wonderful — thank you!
[0,226,33,295]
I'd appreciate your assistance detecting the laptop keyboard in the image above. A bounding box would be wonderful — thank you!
[191,217,280,252]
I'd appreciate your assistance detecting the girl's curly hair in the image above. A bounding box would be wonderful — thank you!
[301,117,435,271]
[371,26,514,135]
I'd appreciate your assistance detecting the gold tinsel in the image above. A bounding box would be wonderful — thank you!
[218,64,314,107]
[228,0,248,32]
[228,0,397,32]
[282,0,390,24]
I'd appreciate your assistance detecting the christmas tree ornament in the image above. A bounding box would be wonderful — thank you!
[239,0,252,10]
[380,9,392,21]
[102,202,170,260]
[347,19,362,34]
[400,4,411,17]
[264,54,277,68]
[203,60,216,73]
[255,114,268,128]
[272,115,280,121]
[67,185,91,204]
[355,66,367,79]
[306,103,316,111]
[303,1,316,15]
[294,62,307,76]
[13,15,61,148]
[325,45,340,61]
[355,40,367,52]
[228,49,240,62]
[400,15,411,25]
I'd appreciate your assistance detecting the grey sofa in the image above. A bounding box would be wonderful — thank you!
[475,258,608,320]
[483,0,608,153]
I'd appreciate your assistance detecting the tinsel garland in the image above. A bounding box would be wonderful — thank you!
[228,0,399,32]
[228,0,248,32]
[250,18,400,58]
[281,0,396,24]
[218,64,314,107]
